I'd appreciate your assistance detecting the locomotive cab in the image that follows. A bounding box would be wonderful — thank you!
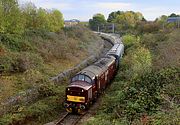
[64,74,94,113]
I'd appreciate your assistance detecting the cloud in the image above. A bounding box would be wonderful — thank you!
[19,0,44,4]
[96,2,131,10]
[18,0,180,21]
[39,2,72,10]
[19,0,72,10]
[138,7,180,20]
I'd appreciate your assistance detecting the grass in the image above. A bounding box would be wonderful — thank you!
[0,25,101,102]
[0,25,103,124]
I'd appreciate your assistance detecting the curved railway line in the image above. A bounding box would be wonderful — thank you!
[44,32,122,125]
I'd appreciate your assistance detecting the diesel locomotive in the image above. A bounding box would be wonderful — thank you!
[63,33,124,114]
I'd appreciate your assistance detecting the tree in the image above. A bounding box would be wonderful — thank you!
[0,0,64,34]
[169,13,180,17]
[36,8,49,30]
[89,13,106,31]
[21,2,38,30]
[48,9,64,32]
[107,11,145,31]
[107,11,123,22]
[0,0,24,34]
[155,15,168,29]
[21,3,64,32]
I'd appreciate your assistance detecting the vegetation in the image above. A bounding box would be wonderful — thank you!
[86,15,180,124]
[0,0,64,34]
[0,0,179,124]
[0,24,102,110]
[89,11,146,34]
[107,11,145,30]
[0,84,66,125]
[89,13,106,31]
[0,0,102,124]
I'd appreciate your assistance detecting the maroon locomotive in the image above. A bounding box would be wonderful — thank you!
[64,41,124,114]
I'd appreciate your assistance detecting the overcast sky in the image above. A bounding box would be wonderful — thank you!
[19,0,180,21]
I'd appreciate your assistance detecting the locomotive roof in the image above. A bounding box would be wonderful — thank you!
[80,65,103,79]
[68,81,91,90]
[78,56,115,79]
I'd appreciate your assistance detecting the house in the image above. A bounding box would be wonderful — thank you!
[167,17,180,23]
[167,17,180,28]
[64,19,80,27]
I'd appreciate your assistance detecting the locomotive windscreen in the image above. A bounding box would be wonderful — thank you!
[71,74,92,84]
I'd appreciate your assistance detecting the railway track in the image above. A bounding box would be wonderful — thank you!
[55,112,86,125]
[44,33,120,125]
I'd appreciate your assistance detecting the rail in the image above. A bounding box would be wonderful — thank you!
[55,112,86,125]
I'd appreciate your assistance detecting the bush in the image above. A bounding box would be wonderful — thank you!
[124,67,179,117]
[0,96,63,125]
[38,84,56,98]
[16,52,44,72]
[141,32,168,49]
[0,54,15,73]
[92,67,179,124]
[0,52,43,73]
[122,46,152,79]
[149,108,180,125]
[136,22,160,34]
[122,34,138,48]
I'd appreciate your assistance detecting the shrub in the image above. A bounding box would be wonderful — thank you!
[0,52,43,73]
[38,84,56,98]
[0,54,15,73]
[141,33,168,49]
[122,67,178,116]
[0,34,23,51]
[122,46,152,79]
[149,108,180,125]
[122,34,138,48]
[16,52,44,72]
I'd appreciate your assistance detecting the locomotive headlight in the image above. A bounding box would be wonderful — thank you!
[67,88,70,91]
[80,104,86,110]
[81,89,84,92]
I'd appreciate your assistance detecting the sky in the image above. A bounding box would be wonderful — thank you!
[19,0,180,21]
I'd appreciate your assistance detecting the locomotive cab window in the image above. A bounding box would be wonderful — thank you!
[71,74,93,84]
[85,76,91,83]
[79,75,84,81]
[71,75,78,82]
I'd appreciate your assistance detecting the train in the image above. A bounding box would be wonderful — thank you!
[63,33,124,114]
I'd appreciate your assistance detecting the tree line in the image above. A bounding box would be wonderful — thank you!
[89,11,145,32]
[0,0,64,34]
[89,11,180,34]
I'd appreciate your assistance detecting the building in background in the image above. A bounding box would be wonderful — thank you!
[167,17,180,28]
[64,19,80,27]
